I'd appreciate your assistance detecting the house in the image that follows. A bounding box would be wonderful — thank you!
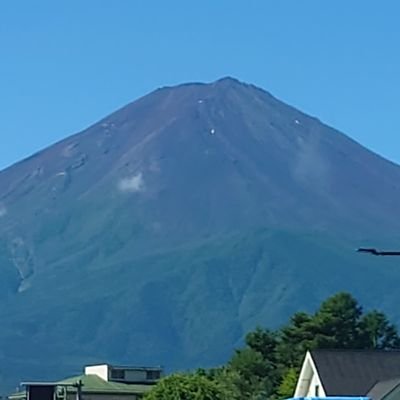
[294,349,400,400]
[84,364,162,385]
[9,364,163,400]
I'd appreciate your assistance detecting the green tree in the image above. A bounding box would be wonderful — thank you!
[359,310,400,349]
[312,292,363,348]
[204,367,242,400]
[228,347,273,399]
[145,373,230,400]
[217,292,400,400]
[246,327,278,361]
[277,368,298,399]
[278,311,316,368]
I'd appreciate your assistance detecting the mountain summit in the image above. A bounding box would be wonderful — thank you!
[1,78,400,390]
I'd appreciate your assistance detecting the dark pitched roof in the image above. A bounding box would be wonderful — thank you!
[311,349,400,396]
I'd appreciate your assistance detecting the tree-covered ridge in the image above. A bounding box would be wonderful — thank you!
[146,292,400,400]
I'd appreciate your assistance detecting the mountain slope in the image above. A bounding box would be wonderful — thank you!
[1,77,400,391]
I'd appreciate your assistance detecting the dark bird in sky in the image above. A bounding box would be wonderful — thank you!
[357,248,400,256]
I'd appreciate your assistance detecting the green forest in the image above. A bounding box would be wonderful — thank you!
[145,292,400,400]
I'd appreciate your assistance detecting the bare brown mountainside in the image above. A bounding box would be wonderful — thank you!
[0,77,400,391]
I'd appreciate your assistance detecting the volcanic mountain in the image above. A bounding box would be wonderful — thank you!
[1,77,400,391]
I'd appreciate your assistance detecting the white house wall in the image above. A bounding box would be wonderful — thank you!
[84,365,109,381]
[306,370,325,397]
[294,351,326,398]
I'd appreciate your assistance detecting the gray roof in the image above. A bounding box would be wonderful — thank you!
[311,349,400,396]
[368,378,400,400]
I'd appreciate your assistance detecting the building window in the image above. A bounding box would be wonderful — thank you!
[146,370,161,380]
[315,385,319,397]
[111,369,125,380]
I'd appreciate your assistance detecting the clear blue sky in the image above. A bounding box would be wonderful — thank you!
[1,0,399,170]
